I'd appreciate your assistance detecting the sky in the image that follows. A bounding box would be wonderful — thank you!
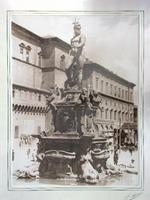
[12,13,139,101]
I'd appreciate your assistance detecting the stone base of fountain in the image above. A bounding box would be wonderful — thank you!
[38,89,110,181]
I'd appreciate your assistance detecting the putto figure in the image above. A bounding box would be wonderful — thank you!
[65,21,86,89]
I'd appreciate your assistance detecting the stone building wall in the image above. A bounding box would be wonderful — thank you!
[83,64,135,130]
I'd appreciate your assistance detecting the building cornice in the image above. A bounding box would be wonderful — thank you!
[13,84,50,95]
[99,92,134,105]
[12,57,42,69]
[12,22,70,50]
[84,63,136,88]
[42,66,65,72]
[12,57,66,73]
[12,22,42,46]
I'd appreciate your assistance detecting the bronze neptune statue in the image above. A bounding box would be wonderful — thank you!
[65,21,86,89]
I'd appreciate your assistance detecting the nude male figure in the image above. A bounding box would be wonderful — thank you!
[65,22,86,89]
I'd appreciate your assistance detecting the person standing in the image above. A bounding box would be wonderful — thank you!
[114,148,119,165]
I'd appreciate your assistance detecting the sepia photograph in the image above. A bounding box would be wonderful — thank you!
[9,11,143,189]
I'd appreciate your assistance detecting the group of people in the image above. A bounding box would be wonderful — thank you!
[19,135,33,147]
[18,135,38,162]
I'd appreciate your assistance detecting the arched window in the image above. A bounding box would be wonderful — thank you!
[110,110,113,120]
[105,109,108,119]
[114,110,117,120]
[19,43,25,60]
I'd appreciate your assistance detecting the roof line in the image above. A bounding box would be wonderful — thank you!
[13,83,50,95]
[12,22,42,41]
[12,22,70,49]
[85,62,136,87]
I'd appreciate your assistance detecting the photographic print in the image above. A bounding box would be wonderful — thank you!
[8,11,143,190]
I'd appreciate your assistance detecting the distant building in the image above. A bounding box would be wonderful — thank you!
[12,22,136,138]
[82,62,135,131]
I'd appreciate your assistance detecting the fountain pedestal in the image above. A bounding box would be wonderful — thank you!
[38,89,109,180]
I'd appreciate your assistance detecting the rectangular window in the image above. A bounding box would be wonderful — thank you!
[114,86,117,96]
[122,89,124,99]
[38,94,41,101]
[118,88,121,97]
[101,80,103,92]
[96,77,99,90]
[130,91,133,101]
[125,91,128,100]
[114,111,117,120]
[118,112,121,120]
[26,51,29,63]
[106,82,108,93]
[26,46,31,63]
[110,84,113,95]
